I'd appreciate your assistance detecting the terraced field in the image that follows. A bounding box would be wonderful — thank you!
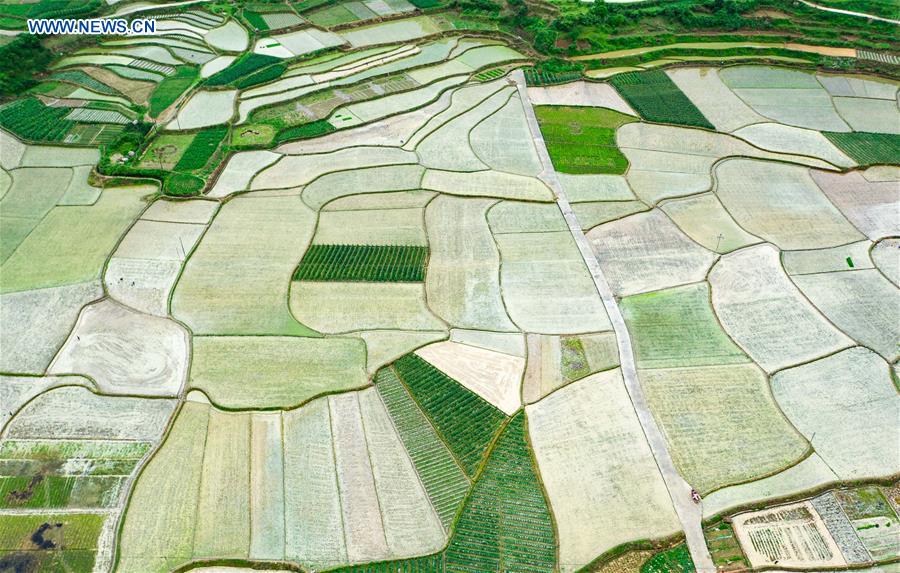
[0,5,898,573]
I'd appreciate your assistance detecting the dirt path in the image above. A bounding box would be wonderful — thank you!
[573,41,859,61]
[511,69,717,573]
[797,0,900,25]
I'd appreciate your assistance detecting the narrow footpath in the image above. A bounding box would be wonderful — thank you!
[510,69,717,573]
[797,0,900,25]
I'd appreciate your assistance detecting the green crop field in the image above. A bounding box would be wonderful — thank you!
[206,53,281,87]
[275,119,336,143]
[0,97,75,142]
[610,70,714,130]
[294,244,429,282]
[392,353,506,477]
[823,132,900,166]
[535,105,636,174]
[444,413,556,572]
[148,66,198,118]
[642,544,696,573]
[174,125,228,172]
[327,413,555,573]
[242,10,270,31]
[49,69,122,96]
[375,368,470,528]
[0,513,104,572]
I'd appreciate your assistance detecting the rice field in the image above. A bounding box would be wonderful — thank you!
[534,105,636,174]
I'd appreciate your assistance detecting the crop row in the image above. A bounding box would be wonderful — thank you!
[294,244,429,283]
[0,97,76,142]
[610,70,714,130]
[50,69,123,96]
[823,132,900,166]
[444,413,556,572]
[392,354,506,477]
[0,475,124,509]
[326,553,445,572]
[375,367,470,528]
[206,53,281,86]
[174,125,228,172]
[524,68,583,86]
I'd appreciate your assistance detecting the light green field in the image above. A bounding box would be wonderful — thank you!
[189,336,367,409]
[1,186,149,293]
[171,195,319,336]
[621,283,750,369]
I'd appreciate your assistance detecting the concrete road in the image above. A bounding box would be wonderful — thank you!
[510,69,717,573]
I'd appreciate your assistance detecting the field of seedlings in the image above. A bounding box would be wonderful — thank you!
[1,7,899,573]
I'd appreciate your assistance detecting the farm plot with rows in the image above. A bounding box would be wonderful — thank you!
[2,11,900,573]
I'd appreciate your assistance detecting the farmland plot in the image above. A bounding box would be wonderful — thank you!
[810,492,871,564]
[336,76,466,126]
[357,389,446,557]
[616,123,832,204]
[374,368,469,530]
[702,454,837,519]
[105,218,207,315]
[283,398,346,568]
[340,16,446,48]
[495,230,611,334]
[3,386,175,441]
[425,195,517,331]
[48,300,188,396]
[0,281,102,373]
[417,87,511,172]
[392,353,506,477]
[171,195,318,335]
[209,150,280,197]
[117,402,210,573]
[421,169,554,201]
[470,94,543,176]
[415,341,523,415]
[0,375,78,430]
[527,370,681,572]
[572,201,650,232]
[732,501,847,569]
[302,165,425,210]
[709,245,853,372]
[638,364,808,493]
[660,193,761,253]
[732,123,855,168]
[249,413,285,560]
[720,66,850,131]
[252,146,416,191]
[0,513,106,572]
[312,207,427,246]
[488,201,568,234]
[204,20,250,52]
[526,81,636,116]
[871,239,899,286]
[290,281,445,333]
[556,173,636,202]
[355,330,447,375]
[621,283,749,369]
[190,336,367,409]
[168,89,237,130]
[772,347,900,480]
[782,241,873,276]
[1,185,147,293]
[324,190,436,211]
[794,269,899,361]
[294,245,428,282]
[450,329,525,357]
[833,97,900,134]
[193,410,251,558]
[715,160,864,250]
[666,67,764,132]
[587,209,716,296]
[810,169,900,240]
[823,132,900,166]
[535,105,635,175]
[817,75,898,100]
[609,70,713,129]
